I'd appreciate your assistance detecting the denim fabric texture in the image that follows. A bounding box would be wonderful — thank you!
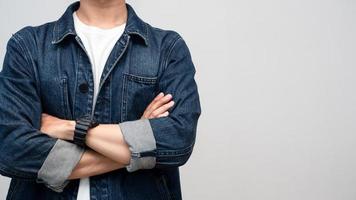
[0,1,201,199]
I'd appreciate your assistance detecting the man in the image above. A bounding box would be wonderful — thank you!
[0,0,201,199]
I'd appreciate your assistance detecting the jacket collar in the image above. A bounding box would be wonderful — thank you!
[51,1,148,46]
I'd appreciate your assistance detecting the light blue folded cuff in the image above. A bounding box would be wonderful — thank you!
[37,139,85,192]
[119,119,157,172]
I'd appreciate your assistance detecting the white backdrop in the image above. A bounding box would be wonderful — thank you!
[1,0,356,199]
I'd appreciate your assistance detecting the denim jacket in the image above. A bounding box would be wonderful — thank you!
[0,1,201,199]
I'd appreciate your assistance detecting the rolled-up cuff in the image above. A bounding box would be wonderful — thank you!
[36,139,85,192]
[119,119,157,172]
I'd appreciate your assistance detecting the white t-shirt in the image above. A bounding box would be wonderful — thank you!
[73,11,126,200]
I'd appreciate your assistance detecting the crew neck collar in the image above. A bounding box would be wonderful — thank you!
[73,11,126,33]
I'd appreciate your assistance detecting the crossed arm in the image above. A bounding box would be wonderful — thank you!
[40,92,174,180]
[0,32,200,193]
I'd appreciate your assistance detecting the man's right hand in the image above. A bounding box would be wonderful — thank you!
[141,92,175,119]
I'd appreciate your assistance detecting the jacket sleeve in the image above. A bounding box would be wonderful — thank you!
[0,34,84,192]
[119,33,202,172]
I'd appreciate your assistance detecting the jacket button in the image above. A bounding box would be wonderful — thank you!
[79,83,89,93]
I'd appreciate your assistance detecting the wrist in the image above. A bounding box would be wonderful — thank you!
[73,117,99,147]
[64,120,76,141]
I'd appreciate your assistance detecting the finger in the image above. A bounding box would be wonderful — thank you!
[153,92,164,100]
[146,93,169,111]
[146,94,173,115]
[148,92,165,106]
[149,101,175,118]
[142,99,173,119]
[142,92,164,117]
[157,111,169,118]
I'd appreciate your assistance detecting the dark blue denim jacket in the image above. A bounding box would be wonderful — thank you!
[0,1,201,199]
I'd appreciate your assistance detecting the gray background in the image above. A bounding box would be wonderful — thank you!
[1,0,356,199]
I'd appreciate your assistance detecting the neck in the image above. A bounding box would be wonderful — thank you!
[77,0,127,29]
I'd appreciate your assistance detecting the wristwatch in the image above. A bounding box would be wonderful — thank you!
[73,116,99,147]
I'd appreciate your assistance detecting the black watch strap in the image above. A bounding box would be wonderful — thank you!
[73,117,99,147]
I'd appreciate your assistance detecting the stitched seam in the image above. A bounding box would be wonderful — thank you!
[121,74,127,122]
[157,143,194,157]
[123,73,158,84]
[11,33,42,101]
[163,34,183,72]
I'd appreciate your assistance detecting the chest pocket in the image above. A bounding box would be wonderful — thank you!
[121,73,158,122]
